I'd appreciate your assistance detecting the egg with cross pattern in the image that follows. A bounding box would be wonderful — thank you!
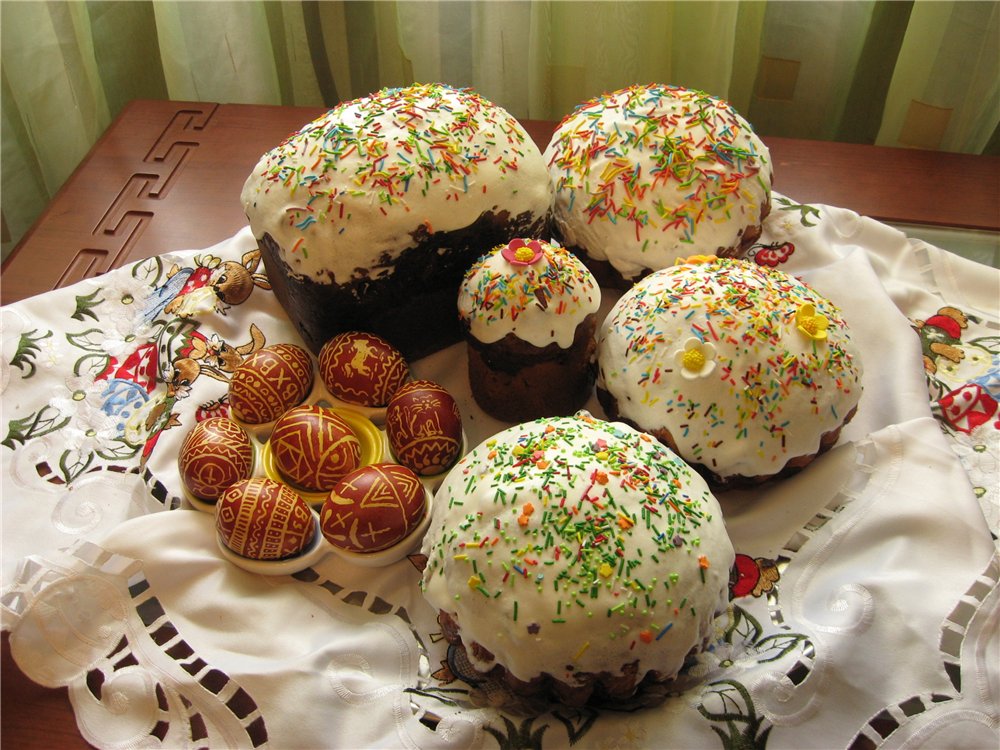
[320,463,426,552]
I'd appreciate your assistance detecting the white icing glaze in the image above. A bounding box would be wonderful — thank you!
[596,258,864,479]
[543,84,772,280]
[420,413,734,686]
[240,84,552,284]
[457,239,601,349]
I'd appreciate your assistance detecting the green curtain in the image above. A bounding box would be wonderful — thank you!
[2,0,998,262]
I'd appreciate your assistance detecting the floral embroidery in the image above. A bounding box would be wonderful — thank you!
[749,241,795,267]
[675,337,717,379]
[795,304,828,341]
[2,250,272,481]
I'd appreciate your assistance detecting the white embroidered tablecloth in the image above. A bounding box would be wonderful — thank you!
[2,195,998,749]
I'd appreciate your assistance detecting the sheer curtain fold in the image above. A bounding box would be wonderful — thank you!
[2,0,998,262]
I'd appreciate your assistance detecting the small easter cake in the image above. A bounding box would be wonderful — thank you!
[241,83,552,359]
[596,257,863,487]
[419,412,735,709]
[543,84,772,287]
[457,238,601,422]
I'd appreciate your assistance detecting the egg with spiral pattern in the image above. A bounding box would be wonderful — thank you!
[178,417,255,501]
[269,405,362,491]
[318,331,409,407]
[320,463,426,552]
[385,380,463,475]
[216,478,316,560]
[229,343,314,424]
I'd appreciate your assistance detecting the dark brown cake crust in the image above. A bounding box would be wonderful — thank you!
[464,314,598,423]
[258,209,549,360]
[436,611,679,713]
[597,384,857,490]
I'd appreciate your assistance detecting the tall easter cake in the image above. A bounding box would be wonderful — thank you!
[596,257,863,487]
[543,84,772,287]
[241,83,552,359]
[420,412,735,709]
[458,238,601,422]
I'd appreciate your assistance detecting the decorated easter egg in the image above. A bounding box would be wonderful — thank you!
[320,464,426,552]
[229,343,314,424]
[269,405,362,491]
[178,417,255,501]
[216,478,315,560]
[318,331,409,407]
[385,380,463,475]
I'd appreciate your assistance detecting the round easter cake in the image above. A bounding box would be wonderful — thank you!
[458,238,601,422]
[596,257,863,487]
[419,412,735,709]
[543,83,772,287]
[241,83,552,359]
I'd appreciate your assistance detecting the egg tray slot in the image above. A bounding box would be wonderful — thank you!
[214,492,436,575]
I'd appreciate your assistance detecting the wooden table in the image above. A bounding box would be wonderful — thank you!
[3,98,999,306]
[2,99,998,749]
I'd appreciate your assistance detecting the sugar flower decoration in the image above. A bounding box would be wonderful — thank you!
[674,337,717,379]
[502,238,544,266]
[795,303,829,341]
[675,254,718,266]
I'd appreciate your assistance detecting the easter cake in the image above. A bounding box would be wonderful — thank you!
[596,257,863,487]
[457,238,601,422]
[241,83,552,360]
[419,412,735,709]
[543,84,772,288]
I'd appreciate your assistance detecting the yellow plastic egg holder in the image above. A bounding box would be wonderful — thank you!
[183,404,386,513]
[257,407,385,506]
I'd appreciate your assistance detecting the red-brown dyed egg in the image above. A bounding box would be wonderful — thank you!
[385,380,462,475]
[320,464,426,552]
[269,405,361,491]
[229,343,314,424]
[318,331,409,407]
[216,478,315,560]
[178,417,254,501]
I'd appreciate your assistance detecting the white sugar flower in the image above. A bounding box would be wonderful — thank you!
[674,337,717,380]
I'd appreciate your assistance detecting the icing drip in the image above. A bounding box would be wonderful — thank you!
[458,239,601,348]
[420,413,734,684]
[241,83,551,283]
[597,258,864,478]
[543,84,772,279]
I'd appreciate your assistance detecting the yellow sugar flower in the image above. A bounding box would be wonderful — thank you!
[675,254,718,266]
[795,303,829,341]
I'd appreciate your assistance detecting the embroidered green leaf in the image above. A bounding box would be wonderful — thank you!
[58,449,96,485]
[96,440,142,462]
[775,195,821,227]
[482,715,549,750]
[2,406,71,450]
[551,707,599,745]
[132,255,165,286]
[753,632,811,664]
[9,329,53,379]
[67,328,110,353]
[725,604,764,646]
[71,289,104,322]
[698,679,772,748]
[74,352,112,378]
